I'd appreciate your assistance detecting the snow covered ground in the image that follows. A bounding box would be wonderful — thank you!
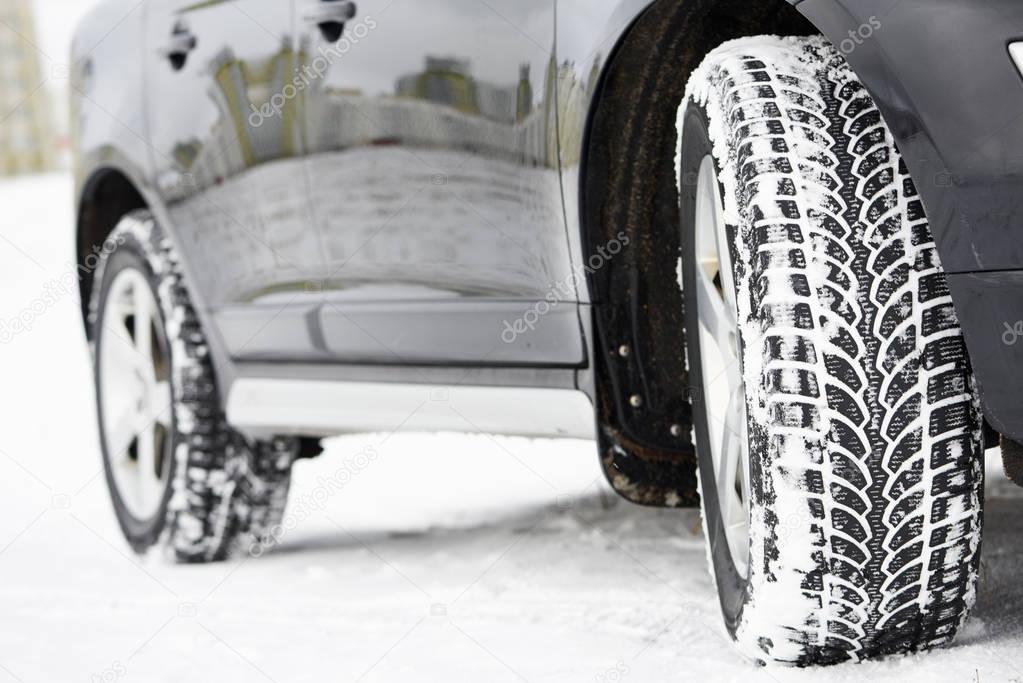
[0,173,1021,682]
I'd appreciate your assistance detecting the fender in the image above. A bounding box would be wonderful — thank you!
[72,0,242,403]
[563,0,816,506]
[793,0,1023,273]
[794,0,1023,439]
[72,0,154,318]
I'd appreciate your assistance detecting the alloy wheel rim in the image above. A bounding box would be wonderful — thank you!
[99,268,173,521]
[693,155,751,578]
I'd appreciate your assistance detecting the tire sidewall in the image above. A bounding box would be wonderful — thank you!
[679,100,750,634]
[93,225,178,552]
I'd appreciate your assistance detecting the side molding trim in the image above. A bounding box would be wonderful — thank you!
[226,379,598,440]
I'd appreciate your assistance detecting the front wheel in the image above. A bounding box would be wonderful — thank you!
[91,211,296,562]
[680,36,984,664]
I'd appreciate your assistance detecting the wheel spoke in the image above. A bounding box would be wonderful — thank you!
[103,321,145,376]
[150,380,173,426]
[106,401,141,457]
[708,189,739,327]
[136,422,158,489]
[694,154,750,579]
[99,267,172,522]
[694,262,736,355]
[717,387,742,519]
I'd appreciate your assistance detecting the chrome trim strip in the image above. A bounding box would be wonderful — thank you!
[227,379,597,440]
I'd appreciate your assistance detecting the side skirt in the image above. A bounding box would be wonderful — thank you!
[226,377,597,441]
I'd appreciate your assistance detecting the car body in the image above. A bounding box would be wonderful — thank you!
[71,0,1023,662]
[72,0,1023,454]
[796,0,1023,442]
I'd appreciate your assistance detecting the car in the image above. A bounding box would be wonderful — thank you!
[70,0,1023,666]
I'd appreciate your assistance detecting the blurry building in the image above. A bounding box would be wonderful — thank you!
[395,56,533,125]
[166,39,301,200]
[0,0,53,174]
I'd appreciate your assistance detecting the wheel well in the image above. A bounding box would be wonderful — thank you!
[77,169,147,338]
[582,0,816,507]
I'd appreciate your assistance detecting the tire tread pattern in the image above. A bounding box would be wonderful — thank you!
[90,212,296,563]
[687,36,983,664]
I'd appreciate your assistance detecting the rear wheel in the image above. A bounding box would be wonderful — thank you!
[92,211,296,562]
[680,36,984,664]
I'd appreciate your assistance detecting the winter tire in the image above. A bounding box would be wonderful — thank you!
[679,36,984,665]
[91,210,296,563]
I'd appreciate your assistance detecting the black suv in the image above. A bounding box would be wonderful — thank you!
[72,0,1023,666]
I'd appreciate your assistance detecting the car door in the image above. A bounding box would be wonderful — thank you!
[146,0,325,360]
[294,0,584,366]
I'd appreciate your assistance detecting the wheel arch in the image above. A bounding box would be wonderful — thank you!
[793,0,1023,441]
[579,0,1023,453]
[576,0,817,506]
[76,165,148,339]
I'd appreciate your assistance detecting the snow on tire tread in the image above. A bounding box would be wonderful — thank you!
[684,36,983,664]
[90,212,296,563]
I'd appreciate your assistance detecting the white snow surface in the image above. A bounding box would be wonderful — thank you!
[1,173,1022,681]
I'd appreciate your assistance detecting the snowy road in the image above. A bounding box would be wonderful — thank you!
[1,174,1022,682]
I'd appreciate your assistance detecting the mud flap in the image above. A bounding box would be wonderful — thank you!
[599,426,699,507]
[1001,436,1023,487]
